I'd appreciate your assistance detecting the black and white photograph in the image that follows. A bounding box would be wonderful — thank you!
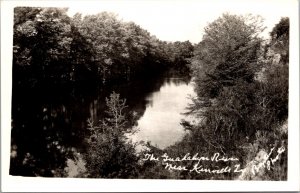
[1,0,299,191]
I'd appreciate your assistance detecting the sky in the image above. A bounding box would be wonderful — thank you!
[65,0,292,43]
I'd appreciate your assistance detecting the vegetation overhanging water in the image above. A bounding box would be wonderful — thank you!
[10,8,288,180]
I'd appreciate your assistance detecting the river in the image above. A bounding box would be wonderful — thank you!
[131,77,195,149]
[10,71,195,176]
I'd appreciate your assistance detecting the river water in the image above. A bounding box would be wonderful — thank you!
[131,78,195,149]
[10,72,195,176]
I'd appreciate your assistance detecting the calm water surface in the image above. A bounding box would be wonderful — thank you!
[11,72,195,176]
[132,78,195,149]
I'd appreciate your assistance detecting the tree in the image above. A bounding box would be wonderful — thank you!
[188,13,265,148]
[258,17,289,126]
[13,7,73,83]
[84,92,139,178]
[11,7,77,177]
[269,17,289,64]
[239,18,289,180]
[191,13,265,98]
[105,92,127,130]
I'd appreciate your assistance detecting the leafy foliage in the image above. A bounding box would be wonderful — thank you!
[83,92,139,178]
[180,14,289,180]
[188,14,265,146]
[13,7,192,86]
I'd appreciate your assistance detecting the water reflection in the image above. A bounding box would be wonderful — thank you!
[10,83,95,176]
[10,70,193,176]
[132,78,196,149]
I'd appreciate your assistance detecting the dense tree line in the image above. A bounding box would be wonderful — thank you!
[13,7,193,88]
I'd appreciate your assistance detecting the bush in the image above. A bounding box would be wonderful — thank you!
[83,92,139,178]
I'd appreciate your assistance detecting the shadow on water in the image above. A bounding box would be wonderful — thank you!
[10,67,191,176]
[10,80,95,176]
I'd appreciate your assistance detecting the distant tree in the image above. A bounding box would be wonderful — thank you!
[171,41,194,73]
[74,12,157,82]
[269,17,289,64]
